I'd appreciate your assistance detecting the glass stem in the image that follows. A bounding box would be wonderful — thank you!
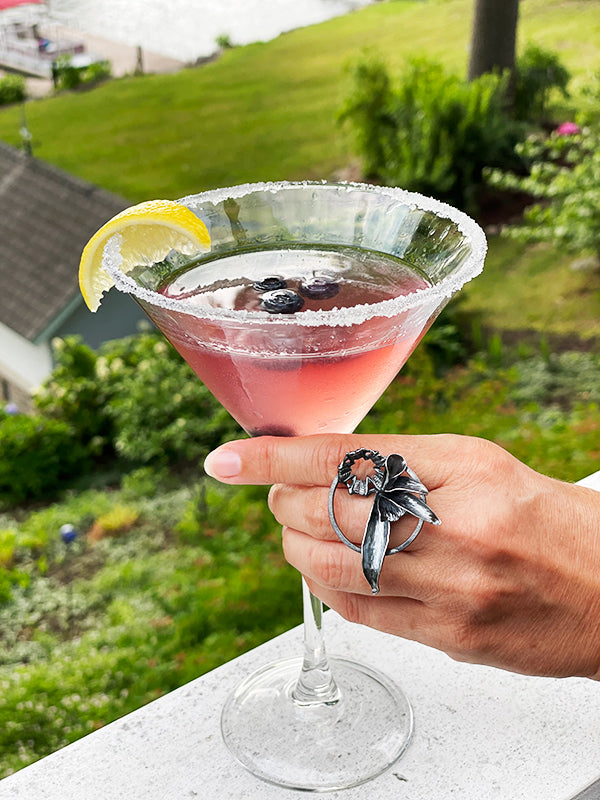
[292,578,341,706]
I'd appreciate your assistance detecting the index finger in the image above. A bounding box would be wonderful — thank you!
[203,432,470,489]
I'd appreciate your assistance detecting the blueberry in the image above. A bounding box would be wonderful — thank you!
[299,278,339,300]
[253,276,287,293]
[260,289,304,314]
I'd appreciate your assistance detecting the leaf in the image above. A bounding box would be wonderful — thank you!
[384,453,407,481]
[377,493,408,522]
[361,503,390,595]
[380,491,440,525]
[384,473,428,494]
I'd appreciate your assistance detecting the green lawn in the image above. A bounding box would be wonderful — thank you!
[462,236,600,341]
[0,0,599,201]
[1,0,599,340]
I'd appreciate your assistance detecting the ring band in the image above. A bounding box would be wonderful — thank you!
[328,448,441,594]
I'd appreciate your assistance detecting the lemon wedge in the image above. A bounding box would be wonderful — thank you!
[79,199,211,311]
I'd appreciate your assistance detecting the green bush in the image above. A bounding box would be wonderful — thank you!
[512,351,600,407]
[339,55,520,211]
[35,336,106,451]
[36,333,238,469]
[106,341,237,464]
[53,56,112,92]
[215,33,234,50]
[578,69,600,126]
[421,300,475,373]
[514,42,570,123]
[0,415,87,507]
[0,74,26,106]
[83,60,112,85]
[337,52,396,178]
[487,124,600,259]
[120,465,170,500]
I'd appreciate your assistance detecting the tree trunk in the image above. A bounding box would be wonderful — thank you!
[468,0,520,81]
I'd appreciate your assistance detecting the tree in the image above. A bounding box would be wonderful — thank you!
[468,0,520,84]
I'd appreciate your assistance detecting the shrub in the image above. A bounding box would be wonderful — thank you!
[339,55,521,211]
[83,60,112,86]
[53,56,112,92]
[107,340,238,465]
[487,124,600,259]
[35,336,107,451]
[88,505,139,541]
[0,74,26,106]
[421,299,476,373]
[512,351,600,407]
[36,333,238,470]
[0,529,16,568]
[578,69,600,126]
[0,415,87,507]
[337,52,396,178]
[53,55,81,90]
[121,466,170,500]
[215,33,234,50]
[514,42,570,123]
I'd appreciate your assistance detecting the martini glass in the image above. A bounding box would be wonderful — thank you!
[102,181,486,791]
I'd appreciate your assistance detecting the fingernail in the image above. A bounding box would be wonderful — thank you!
[204,448,242,480]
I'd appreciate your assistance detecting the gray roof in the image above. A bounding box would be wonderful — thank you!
[0,141,128,342]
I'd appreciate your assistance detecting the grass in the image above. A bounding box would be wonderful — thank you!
[0,0,599,201]
[461,236,600,340]
[0,480,300,777]
[0,1,598,338]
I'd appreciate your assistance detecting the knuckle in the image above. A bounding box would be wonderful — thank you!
[314,543,347,590]
[263,437,292,481]
[454,436,517,487]
[267,483,283,515]
[336,592,370,627]
[262,433,365,486]
[304,488,332,539]
[313,435,364,486]
[281,527,294,562]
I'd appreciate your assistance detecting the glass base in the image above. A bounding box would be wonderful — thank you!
[221,656,413,792]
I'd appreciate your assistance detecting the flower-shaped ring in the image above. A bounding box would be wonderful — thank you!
[328,448,441,594]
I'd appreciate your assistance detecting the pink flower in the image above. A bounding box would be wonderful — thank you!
[556,121,581,136]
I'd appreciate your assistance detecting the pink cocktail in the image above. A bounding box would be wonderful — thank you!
[149,250,431,436]
[103,182,486,790]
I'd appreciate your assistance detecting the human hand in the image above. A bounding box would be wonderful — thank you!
[204,433,600,679]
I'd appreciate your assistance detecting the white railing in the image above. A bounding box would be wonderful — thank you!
[1,472,599,800]
[0,22,87,78]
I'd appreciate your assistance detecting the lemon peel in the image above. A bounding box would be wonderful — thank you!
[78,199,210,311]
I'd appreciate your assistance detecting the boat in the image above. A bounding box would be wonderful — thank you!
[0,0,96,79]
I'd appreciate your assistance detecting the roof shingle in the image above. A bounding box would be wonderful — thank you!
[0,141,127,342]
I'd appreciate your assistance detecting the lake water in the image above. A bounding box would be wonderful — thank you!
[49,0,375,62]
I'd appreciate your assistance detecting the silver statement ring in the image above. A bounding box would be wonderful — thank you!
[328,448,441,594]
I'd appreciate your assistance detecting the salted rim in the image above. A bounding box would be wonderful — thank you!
[102,180,487,328]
